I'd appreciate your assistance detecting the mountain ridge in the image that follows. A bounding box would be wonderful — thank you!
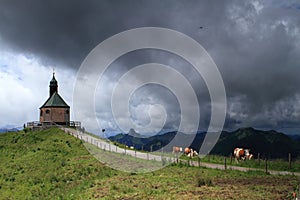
[109,127,300,158]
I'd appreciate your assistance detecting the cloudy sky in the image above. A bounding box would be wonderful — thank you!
[0,0,300,135]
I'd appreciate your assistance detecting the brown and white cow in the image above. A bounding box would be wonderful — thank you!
[184,147,192,155]
[234,148,253,163]
[172,146,182,154]
[184,147,198,158]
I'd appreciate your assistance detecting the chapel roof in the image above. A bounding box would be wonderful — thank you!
[40,92,69,108]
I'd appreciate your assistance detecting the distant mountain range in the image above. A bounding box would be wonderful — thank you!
[211,127,300,158]
[109,127,300,159]
[0,128,20,133]
[0,124,23,133]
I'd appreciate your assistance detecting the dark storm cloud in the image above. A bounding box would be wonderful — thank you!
[0,0,128,68]
[0,0,226,68]
[1,0,300,131]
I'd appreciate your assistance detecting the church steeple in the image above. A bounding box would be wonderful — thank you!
[49,71,58,97]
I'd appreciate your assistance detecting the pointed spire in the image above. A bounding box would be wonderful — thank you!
[49,69,58,97]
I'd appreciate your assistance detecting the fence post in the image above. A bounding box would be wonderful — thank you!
[288,153,291,169]
[147,152,149,160]
[198,156,200,167]
[224,157,227,170]
[265,158,268,174]
[135,149,137,158]
[230,154,232,164]
[298,180,300,200]
[258,153,260,166]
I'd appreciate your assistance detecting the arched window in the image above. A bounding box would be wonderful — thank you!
[46,109,50,114]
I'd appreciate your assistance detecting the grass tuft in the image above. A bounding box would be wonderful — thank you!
[196,177,213,187]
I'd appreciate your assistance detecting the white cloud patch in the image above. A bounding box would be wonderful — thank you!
[0,50,75,128]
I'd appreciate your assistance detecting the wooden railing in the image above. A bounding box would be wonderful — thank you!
[27,121,81,129]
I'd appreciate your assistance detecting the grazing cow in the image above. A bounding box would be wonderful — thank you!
[172,146,182,154]
[234,148,252,163]
[234,148,245,162]
[184,147,198,158]
[184,147,192,155]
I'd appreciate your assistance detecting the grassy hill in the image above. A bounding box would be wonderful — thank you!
[0,128,299,199]
[0,128,117,199]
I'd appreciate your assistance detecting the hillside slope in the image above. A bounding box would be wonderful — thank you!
[0,128,116,199]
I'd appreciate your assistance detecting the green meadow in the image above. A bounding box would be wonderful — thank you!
[0,128,299,199]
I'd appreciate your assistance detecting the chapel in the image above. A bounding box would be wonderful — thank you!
[39,72,70,125]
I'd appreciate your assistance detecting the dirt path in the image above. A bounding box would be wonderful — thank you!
[63,128,300,176]
[63,128,166,162]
